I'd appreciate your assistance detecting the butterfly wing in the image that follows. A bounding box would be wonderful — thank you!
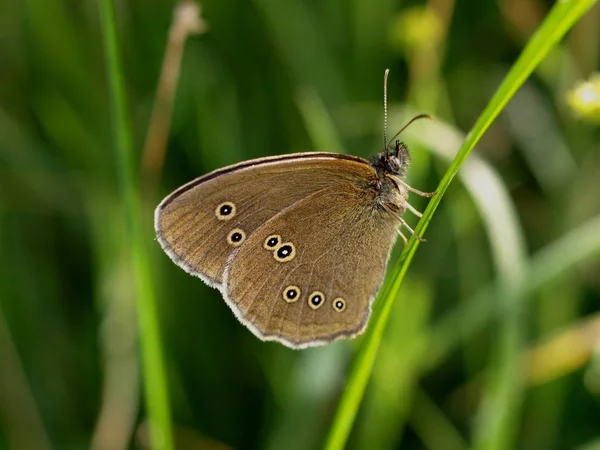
[222,184,399,348]
[155,153,375,289]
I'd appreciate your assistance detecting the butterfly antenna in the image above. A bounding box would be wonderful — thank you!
[383,69,390,149]
[385,113,433,153]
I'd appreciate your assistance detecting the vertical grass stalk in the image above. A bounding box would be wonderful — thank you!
[98,1,174,449]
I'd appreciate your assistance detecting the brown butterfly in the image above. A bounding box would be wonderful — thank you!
[154,70,434,348]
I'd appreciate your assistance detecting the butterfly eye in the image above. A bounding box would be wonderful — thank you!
[387,155,401,173]
[215,202,236,220]
[226,228,246,247]
[282,285,300,303]
[308,291,325,310]
[263,234,281,250]
[332,298,346,312]
[273,242,296,262]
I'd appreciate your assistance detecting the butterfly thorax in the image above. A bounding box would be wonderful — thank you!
[373,176,408,215]
[369,140,411,215]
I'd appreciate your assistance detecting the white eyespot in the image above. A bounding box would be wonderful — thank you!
[308,291,325,310]
[283,285,300,303]
[273,242,296,262]
[226,228,246,247]
[332,297,346,312]
[264,234,282,250]
[215,202,236,220]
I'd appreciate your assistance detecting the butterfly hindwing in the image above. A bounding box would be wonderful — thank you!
[222,184,399,348]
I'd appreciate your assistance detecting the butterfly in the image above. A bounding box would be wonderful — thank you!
[154,70,434,348]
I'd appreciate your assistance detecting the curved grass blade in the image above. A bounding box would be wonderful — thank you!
[405,115,528,449]
[427,212,600,369]
[323,0,599,448]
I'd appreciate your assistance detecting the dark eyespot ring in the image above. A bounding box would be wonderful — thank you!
[308,291,325,310]
[216,202,236,220]
[273,242,296,262]
[332,298,346,312]
[264,234,282,250]
[283,285,300,303]
[226,228,246,247]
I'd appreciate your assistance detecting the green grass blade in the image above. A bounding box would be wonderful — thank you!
[97,1,174,449]
[404,115,529,449]
[323,1,598,448]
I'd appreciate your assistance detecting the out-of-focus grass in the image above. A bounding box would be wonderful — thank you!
[429,212,600,367]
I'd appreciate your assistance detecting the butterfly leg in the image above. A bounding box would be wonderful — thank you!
[384,203,427,243]
[405,202,423,218]
[396,228,408,246]
[399,217,426,242]
[398,178,436,198]
[386,174,436,197]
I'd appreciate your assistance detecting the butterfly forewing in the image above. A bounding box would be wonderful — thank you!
[155,153,375,289]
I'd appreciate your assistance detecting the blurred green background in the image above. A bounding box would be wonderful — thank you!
[1,0,599,449]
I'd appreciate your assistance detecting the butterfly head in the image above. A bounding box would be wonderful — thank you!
[375,111,429,179]
[371,140,410,179]
[387,140,410,176]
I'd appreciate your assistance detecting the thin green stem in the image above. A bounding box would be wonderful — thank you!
[323,0,598,448]
[97,1,173,449]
